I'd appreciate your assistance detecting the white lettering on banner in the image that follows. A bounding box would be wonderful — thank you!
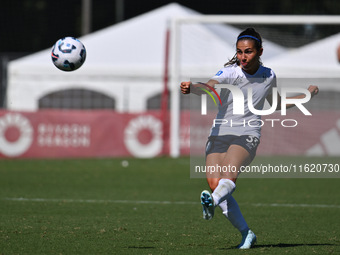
[124,115,163,158]
[0,113,33,157]
[37,124,91,147]
[306,119,340,156]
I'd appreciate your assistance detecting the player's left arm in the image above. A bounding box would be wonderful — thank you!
[266,85,319,110]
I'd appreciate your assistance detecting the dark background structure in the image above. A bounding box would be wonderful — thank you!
[2,0,340,52]
[1,0,340,107]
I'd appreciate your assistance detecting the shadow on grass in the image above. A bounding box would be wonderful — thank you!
[254,243,337,248]
[219,243,340,250]
[220,243,338,250]
[128,246,155,249]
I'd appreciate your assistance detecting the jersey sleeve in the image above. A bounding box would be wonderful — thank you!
[210,67,231,84]
[270,70,277,88]
[264,69,277,98]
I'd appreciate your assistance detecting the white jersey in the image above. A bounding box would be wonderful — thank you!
[209,64,276,138]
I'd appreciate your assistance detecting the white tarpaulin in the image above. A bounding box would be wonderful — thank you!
[266,33,340,91]
[7,3,285,112]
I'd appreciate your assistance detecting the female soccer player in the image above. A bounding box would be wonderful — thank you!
[180,28,319,249]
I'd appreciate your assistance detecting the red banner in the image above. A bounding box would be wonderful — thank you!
[258,111,340,156]
[187,110,340,157]
[0,110,339,158]
[0,110,166,158]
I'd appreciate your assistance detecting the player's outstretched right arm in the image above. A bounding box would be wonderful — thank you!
[180,81,191,94]
[180,80,219,95]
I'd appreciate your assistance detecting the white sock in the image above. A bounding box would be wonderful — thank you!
[219,196,249,233]
[212,179,236,206]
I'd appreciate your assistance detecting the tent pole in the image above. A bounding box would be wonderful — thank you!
[81,0,92,35]
[115,0,124,23]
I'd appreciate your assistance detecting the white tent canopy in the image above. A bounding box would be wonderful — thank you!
[7,3,286,111]
[266,33,340,91]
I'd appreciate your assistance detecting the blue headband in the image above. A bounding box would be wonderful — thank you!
[237,35,261,43]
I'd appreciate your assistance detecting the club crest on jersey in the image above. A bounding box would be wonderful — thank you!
[232,76,243,86]
[215,70,223,76]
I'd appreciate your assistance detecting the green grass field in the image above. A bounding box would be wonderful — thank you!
[0,156,339,254]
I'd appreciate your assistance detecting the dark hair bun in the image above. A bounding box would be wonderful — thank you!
[237,27,262,48]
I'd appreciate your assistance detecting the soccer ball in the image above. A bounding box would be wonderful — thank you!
[51,37,86,71]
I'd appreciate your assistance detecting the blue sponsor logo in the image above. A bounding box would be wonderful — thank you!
[215,70,223,76]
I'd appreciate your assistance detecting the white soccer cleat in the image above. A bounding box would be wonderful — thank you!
[200,190,215,220]
[237,229,256,249]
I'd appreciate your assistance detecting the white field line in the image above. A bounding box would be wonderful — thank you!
[2,197,340,209]
[3,197,196,205]
[248,203,340,209]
